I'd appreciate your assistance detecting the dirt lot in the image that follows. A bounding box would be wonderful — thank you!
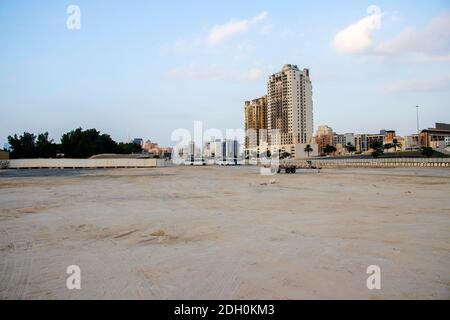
[0,166,449,299]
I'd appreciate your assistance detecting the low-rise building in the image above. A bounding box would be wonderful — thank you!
[315,125,334,155]
[355,131,388,153]
[420,123,450,149]
[143,140,158,152]
[132,138,144,147]
[366,133,385,150]
[333,133,355,155]
[404,134,420,150]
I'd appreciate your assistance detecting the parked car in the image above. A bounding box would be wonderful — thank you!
[185,159,206,166]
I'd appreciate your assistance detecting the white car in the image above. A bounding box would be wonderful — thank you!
[217,160,237,166]
[185,159,206,166]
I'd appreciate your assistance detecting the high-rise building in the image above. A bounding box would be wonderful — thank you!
[244,96,267,155]
[267,64,313,156]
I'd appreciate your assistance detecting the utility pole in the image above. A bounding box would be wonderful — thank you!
[416,105,420,148]
[416,105,420,135]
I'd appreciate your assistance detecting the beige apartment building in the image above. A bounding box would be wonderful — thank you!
[420,123,450,149]
[244,96,267,156]
[315,125,334,155]
[267,64,314,157]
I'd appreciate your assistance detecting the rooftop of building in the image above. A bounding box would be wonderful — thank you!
[282,64,300,71]
[433,123,450,131]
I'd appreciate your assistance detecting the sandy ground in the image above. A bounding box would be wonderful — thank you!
[0,166,449,300]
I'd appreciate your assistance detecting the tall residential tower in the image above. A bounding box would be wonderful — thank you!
[267,64,313,156]
[244,96,267,155]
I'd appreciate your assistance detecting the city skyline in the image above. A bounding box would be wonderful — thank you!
[1,0,450,147]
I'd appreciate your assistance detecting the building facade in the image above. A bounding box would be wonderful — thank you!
[244,96,267,156]
[267,64,314,156]
[203,139,223,160]
[420,123,450,149]
[333,133,355,155]
[315,125,334,155]
[222,139,240,162]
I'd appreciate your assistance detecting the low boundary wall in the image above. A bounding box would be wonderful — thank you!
[3,158,166,169]
[283,158,450,168]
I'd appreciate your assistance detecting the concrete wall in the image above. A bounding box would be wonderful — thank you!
[5,158,166,169]
[283,158,450,168]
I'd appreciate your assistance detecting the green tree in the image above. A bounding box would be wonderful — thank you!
[421,147,434,158]
[383,143,394,152]
[369,141,383,151]
[370,141,384,158]
[280,152,291,159]
[304,144,313,158]
[7,132,38,159]
[392,138,402,152]
[61,128,119,158]
[323,144,337,155]
[36,132,57,158]
[345,143,356,154]
[117,142,142,154]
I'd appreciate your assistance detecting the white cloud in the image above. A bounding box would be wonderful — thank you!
[162,11,269,52]
[333,5,382,54]
[207,11,268,45]
[252,11,268,23]
[333,7,450,62]
[377,13,450,60]
[385,75,450,93]
[279,27,304,39]
[411,54,450,62]
[260,24,273,35]
[165,64,264,82]
[207,20,250,45]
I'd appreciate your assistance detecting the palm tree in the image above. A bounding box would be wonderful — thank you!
[392,138,402,152]
[304,144,313,158]
[383,143,394,152]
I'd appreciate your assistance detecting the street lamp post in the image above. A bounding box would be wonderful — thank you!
[416,105,421,149]
[416,105,420,135]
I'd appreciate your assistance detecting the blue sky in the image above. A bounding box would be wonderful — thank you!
[1,0,449,146]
